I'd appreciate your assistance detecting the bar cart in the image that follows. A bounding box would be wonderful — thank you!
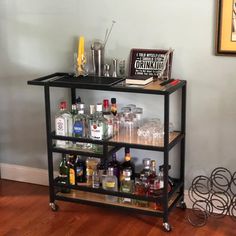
[27,73,187,232]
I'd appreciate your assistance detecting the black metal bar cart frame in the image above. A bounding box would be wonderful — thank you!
[28,73,187,232]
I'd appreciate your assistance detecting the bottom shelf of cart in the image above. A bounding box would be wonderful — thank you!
[55,190,181,217]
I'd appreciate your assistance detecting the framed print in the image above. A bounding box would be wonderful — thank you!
[216,0,236,55]
[129,48,173,79]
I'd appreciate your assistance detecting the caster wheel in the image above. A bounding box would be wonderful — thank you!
[163,222,172,232]
[49,203,59,212]
[180,201,187,210]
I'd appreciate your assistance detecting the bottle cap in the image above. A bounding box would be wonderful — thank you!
[143,158,151,167]
[103,99,109,109]
[111,98,116,104]
[71,104,77,110]
[77,103,85,110]
[107,167,114,175]
[90,105,95,114]
[151,160,156,167]
[60,101,67,109]
[96,103,103,112]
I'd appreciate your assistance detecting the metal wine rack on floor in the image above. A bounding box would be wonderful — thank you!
[27,73,187,232]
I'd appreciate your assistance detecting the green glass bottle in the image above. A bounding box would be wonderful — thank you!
[59,155,70,193]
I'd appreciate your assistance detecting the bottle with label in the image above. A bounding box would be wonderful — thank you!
[120,169,133,204]
[73,103,87,149]
[90,103,108,140]
[86,157,100,186]
[58,155,70,193]
[140,158,151,183]
[103,99,113,138]
[134,176,149,207]
[55,101,73,148]
[110,98,117,116]
[108,153,120,186]
[67,155,75,185]
[74,155,86,184]
[111,98,119,134]
[92,168,100,188]
[120,148,135,182]
[97,160,106,185]
[147,160,158,195]
[102,167,118,202]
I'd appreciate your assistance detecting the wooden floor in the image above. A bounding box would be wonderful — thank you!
[0,180,235,236]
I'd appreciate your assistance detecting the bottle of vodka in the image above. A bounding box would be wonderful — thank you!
[55,101,73,148]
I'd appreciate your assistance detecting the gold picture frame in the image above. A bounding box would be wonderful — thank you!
[216,0,236,55]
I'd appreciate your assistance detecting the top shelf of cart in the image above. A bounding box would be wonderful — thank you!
[27,72,186,95]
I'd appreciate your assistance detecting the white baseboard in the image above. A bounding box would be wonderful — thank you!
[0,163,58,186]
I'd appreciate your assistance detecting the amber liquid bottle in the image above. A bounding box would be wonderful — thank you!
[120,148,135,182]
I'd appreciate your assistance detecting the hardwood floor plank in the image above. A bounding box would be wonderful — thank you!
[0,180,235,236]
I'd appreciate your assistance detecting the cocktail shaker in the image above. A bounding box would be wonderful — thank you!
[91,41,104,77]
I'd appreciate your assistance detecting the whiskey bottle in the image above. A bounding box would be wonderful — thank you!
[108,153,120,186]
[134,176,149,207]
[140,158,151,183]
[74,155,86,184]
[120,148,135,182]
[55,101,73,148]
[102,167,118,202]
[67,155,75,185]
[120,169,133,204]
[58,155,70,193]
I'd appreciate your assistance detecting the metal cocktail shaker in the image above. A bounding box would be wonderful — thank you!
[91,41,104,77]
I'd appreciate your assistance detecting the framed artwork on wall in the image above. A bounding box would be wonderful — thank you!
[216,0,236,55]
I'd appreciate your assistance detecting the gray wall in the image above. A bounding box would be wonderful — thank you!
[0,0,236,187]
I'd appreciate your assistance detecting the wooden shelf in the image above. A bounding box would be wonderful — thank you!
[56,190,179,214]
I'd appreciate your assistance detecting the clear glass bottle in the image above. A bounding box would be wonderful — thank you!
[134,176,148,207]
[102,167,118,202]
[140,158,151,183]
[86,157,100,186]
[55,101,73,148]
[103,99,113,138]
[120,169,133,204]
[92,168,100,188]
[90,103,108,140]
[73,103,87,149]
[58,155,70,193]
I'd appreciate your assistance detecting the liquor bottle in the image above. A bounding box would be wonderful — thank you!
[86,157,100,186]
[110,98,117,116]
[120,148,135,182]
[140,158,151,183]
[59,155,70,193]
[134,176,148,207]
[73,103,86,138]
[90,103,108,140]
[97,160,106,185]
[71,104,77,118]
[108,153,120,186]
[92,168,100,188]
[55,101,73,148]
[102,167,118,202]
[67,155,75,185]
[120,169,133,204]
[147,160,158,196]
[103,99,113,138]
[74,155,86,184]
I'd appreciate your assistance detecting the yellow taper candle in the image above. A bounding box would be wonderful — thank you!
[77,36,84,68]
